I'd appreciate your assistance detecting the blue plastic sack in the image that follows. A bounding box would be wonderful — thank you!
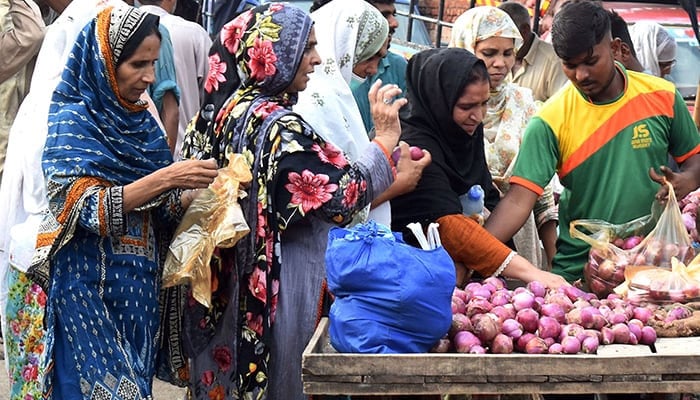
[326,221,455,353]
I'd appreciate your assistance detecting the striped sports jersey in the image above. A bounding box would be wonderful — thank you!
[512,64,700,282]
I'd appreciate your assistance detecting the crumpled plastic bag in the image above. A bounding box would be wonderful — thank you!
[573,181,695,298]
[162,153,252,308]
[615,257,700,305]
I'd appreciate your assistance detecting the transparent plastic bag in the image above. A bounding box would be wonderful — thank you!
[162,153,252,308]
[615,257,700,305]
[572,181,695,298]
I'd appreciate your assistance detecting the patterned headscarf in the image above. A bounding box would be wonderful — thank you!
[355,5,390,64]
[108,6,151,66]
[449,6,523,54]
[29,6,170,290]
[185,3,313,164]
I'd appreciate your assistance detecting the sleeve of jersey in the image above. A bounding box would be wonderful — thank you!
[510,116,559,196]
[668,90,700,164]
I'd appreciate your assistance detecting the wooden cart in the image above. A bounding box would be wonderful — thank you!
[302,318,700,395]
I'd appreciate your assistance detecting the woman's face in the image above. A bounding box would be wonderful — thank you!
[473,36,516,89]
[287,28,322,94]
[116,33,160,102]
[352,38,389,79]
[452,79,490,135]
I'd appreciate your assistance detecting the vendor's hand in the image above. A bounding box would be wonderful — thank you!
[167,158,219,190]
[531,269,570,290]
[369,79,407,152]
[393,141,431,195]
[649,165,697,202]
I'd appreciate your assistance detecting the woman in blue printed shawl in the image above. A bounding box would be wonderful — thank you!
[26,5,218,399]
[180,3,404,398]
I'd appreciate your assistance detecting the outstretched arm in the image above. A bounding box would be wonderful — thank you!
[485,183,540,243]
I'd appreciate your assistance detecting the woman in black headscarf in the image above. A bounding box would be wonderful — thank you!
[391,47,567,289]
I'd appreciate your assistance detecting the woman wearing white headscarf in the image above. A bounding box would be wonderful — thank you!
[630,21,677,77]
[450,6,559,269]
[294,0,401,225]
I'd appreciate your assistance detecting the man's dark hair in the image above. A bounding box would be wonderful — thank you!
[137,0,162,5]
[498,2,531,32]
[551,0,610,60]
[608,9,637,57]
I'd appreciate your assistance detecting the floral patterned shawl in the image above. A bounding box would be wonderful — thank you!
[181,3,394,396]
[181,3,317,396]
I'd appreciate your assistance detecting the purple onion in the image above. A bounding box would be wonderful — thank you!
[502,318,524,339]
[611,323,631,344]
[580,306,601,328]
[545,292,574,312]
[516,333,536,352]
[473,313,501,343]
[639,326,657,345]
[516,308,540,333]
[632,307,653,324]
[581,335,600,354]
[540,303,567,324]
[562,285,588,302]
[525,337,549,354]
[491,333,514,354]
[482,277,506,291]
[560,323,585,342]
[512,291,536,311]
[538,316,562,339]
[466,296,493,317]
[664,305,692,323]
[449,313,472,337]
[452,296,466,315]
[527,281,547,298]
[453,331,481,353]
[471,286,493,300]
[469,345,487,354]
[600,326,615,345]
[560,336,581,354]
[548,343,564,354]
[490,290,511,307]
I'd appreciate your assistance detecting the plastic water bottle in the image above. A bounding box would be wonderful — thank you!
[461,184,484,217]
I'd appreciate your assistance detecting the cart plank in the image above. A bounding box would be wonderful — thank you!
[303,318,700,395]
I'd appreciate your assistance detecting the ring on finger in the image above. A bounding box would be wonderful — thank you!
[383,98,392,105]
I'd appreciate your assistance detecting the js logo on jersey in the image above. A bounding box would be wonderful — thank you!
[631,123,652,149]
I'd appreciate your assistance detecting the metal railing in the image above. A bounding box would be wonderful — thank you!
[395,0,548,48]
[398,0,454,47]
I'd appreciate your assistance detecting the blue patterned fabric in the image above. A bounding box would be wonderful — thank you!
[33,6,181,400]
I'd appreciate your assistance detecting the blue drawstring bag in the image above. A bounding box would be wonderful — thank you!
[326,221,455,353]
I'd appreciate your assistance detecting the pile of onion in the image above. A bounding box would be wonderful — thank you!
[432,279,690,355]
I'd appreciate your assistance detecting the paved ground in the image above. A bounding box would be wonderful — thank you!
[0,346,187,399]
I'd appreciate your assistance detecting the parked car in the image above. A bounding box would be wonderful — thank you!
[603,1,700,111]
